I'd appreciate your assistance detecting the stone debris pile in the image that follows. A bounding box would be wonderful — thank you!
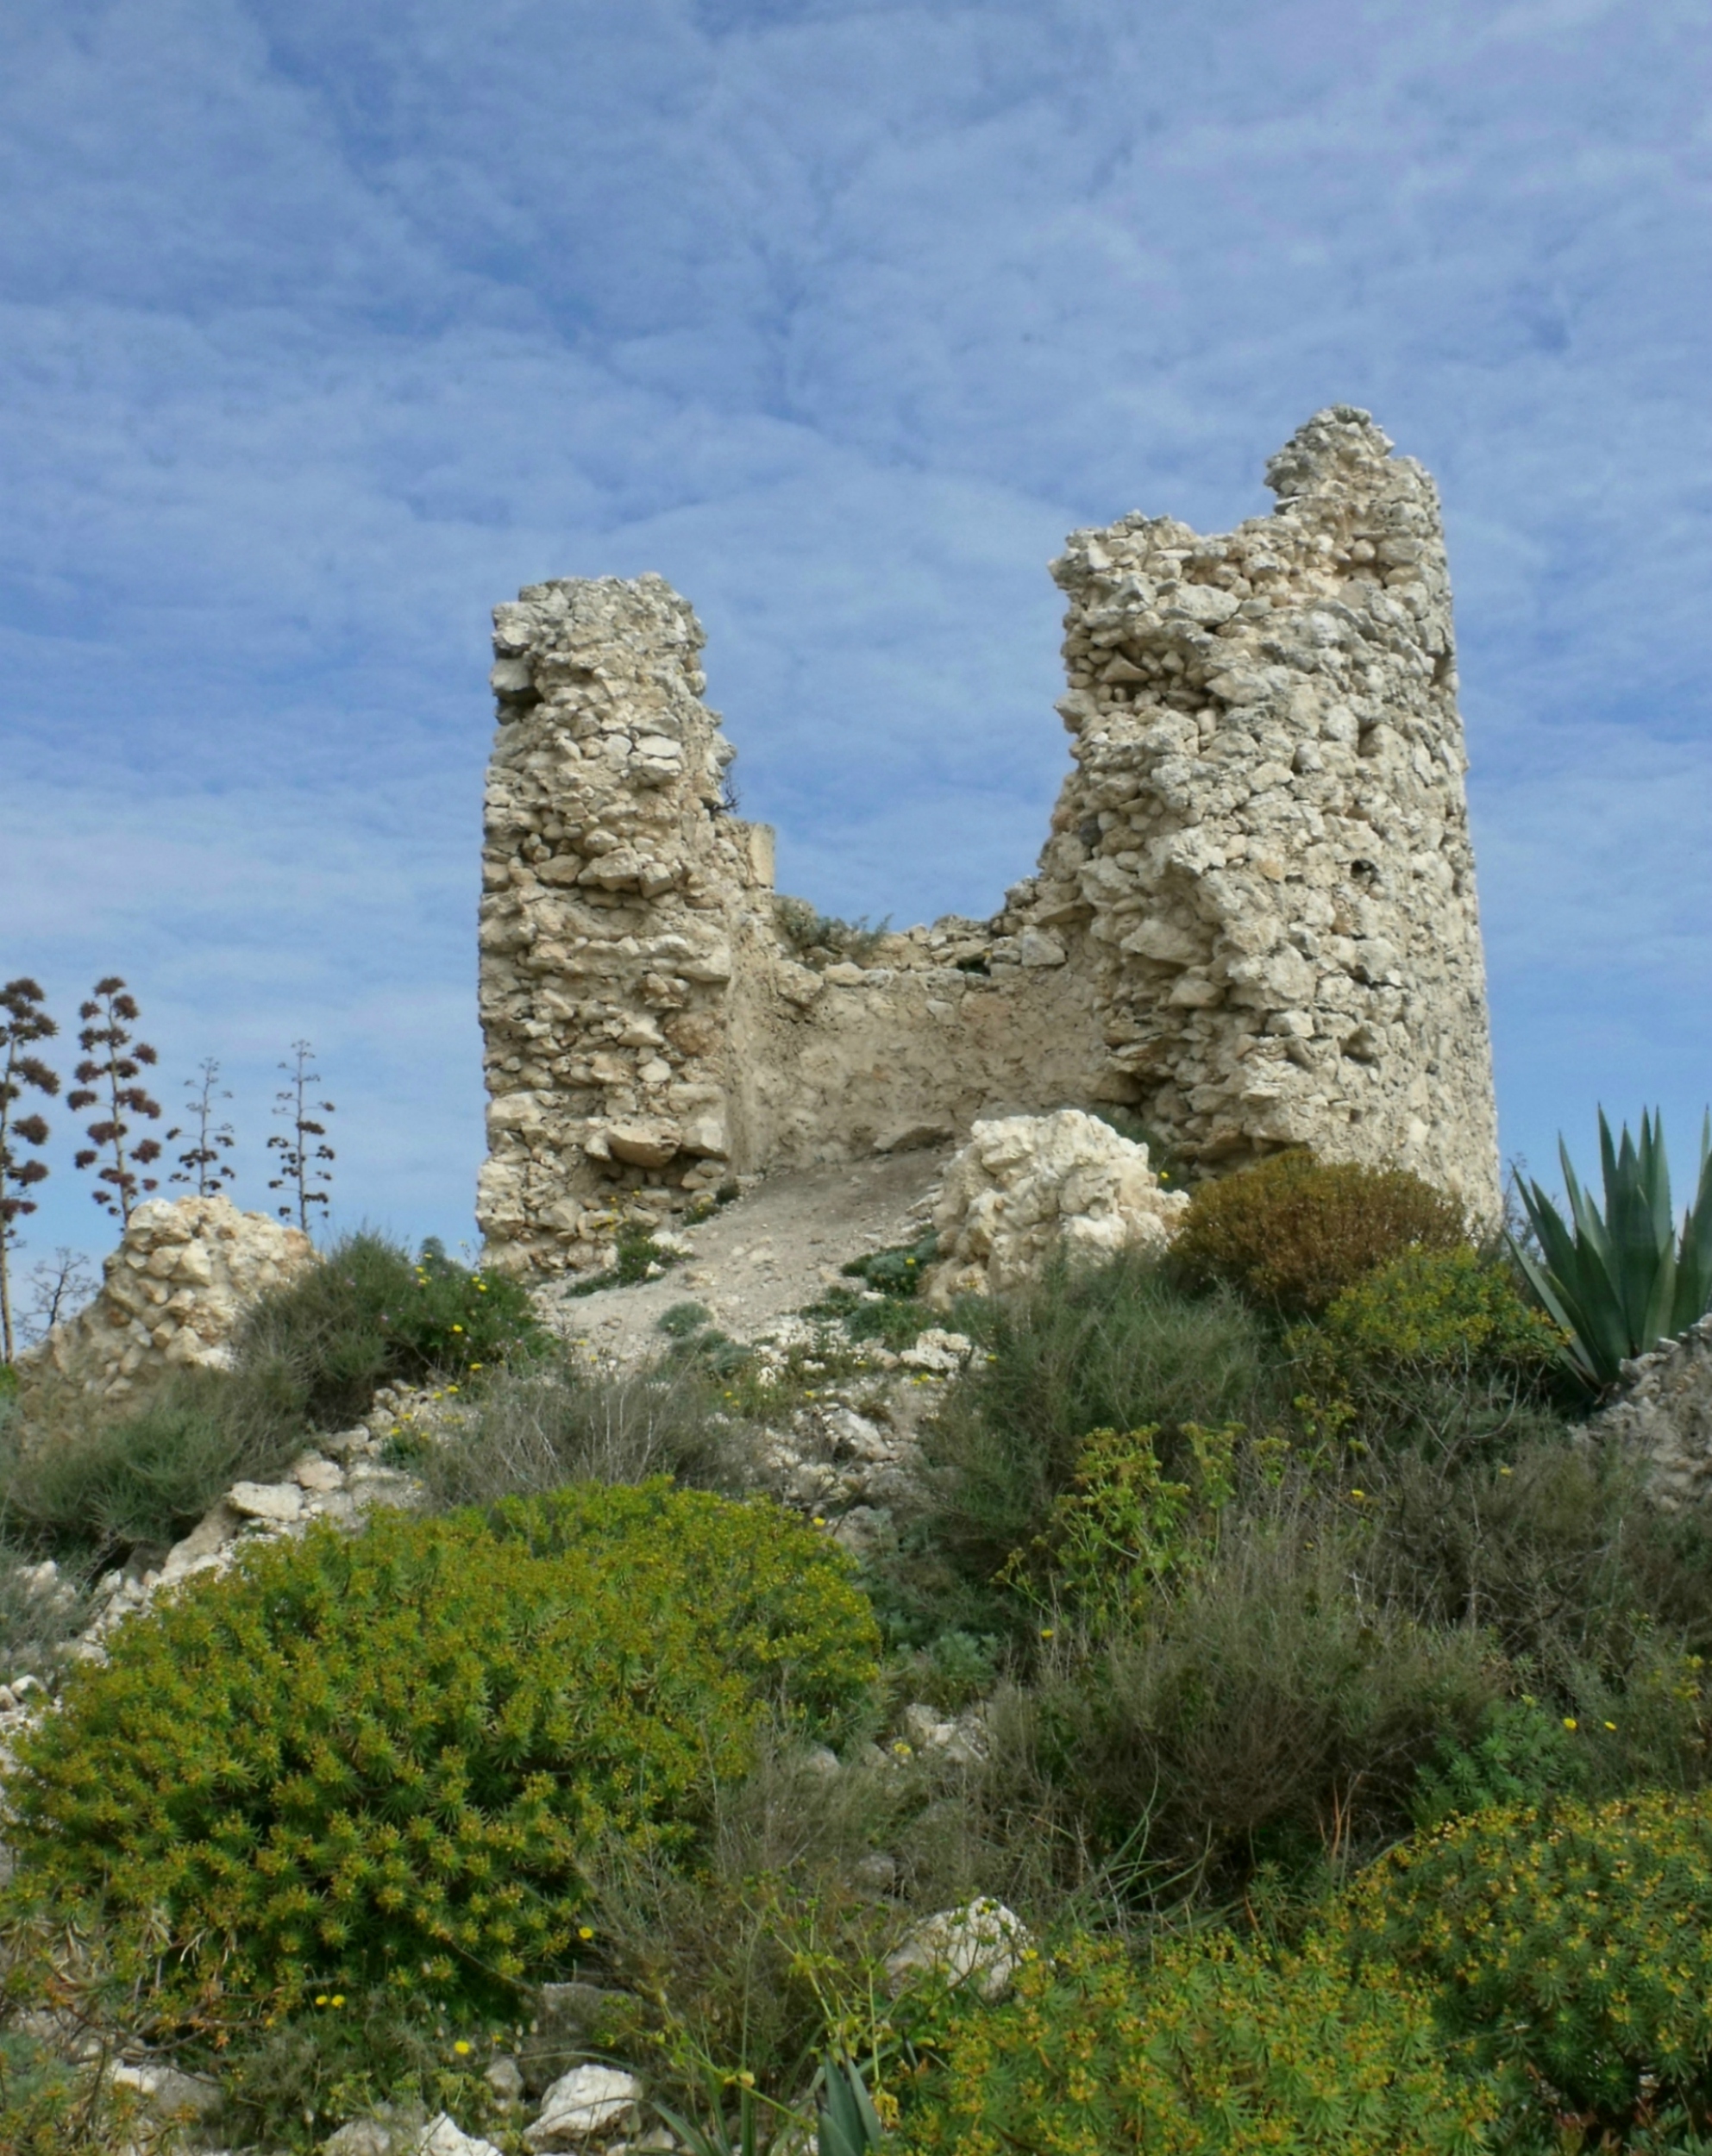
[23,1193,316,1403]
[923,1108,1189,1304]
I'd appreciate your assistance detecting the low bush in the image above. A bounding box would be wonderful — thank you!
[1358,1437,1712,1768]
[232,1231,545,1423]
[0,1233,546,1561]
[580,1735,994,2118]
[900,1929,1496,2156]
[0,1360,305,1558]
[1343,1787,1712,2136]
[414,1356,741,1509]
[920,1252,1281,1589]
[1289,1246,1577,1463]
[1005,1493,1502,1895]
[2,1482,880,2028]
[1172,1151,1470,1317]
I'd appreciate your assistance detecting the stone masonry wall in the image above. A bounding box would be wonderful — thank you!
[478,408,1501,1275]
[26,1194,316,1403]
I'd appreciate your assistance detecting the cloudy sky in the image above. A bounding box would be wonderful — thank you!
[3,0,1709,1282]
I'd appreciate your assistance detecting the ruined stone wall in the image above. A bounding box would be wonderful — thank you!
[478,408,1501,1275]
[26,1194,316,1403]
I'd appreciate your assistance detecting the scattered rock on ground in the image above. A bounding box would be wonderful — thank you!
[524,2064,644,2151]
[923,1110,1188,1304]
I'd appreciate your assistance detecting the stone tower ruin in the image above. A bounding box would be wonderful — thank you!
[477,406,1501,1274]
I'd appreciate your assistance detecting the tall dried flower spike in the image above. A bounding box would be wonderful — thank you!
[167,1056,238,1198]
[267,1039,335,1234]
[1,976,61,1363]
[66,975,165,1228]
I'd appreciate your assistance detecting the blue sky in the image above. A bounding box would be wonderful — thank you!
[3,0,1710,1280]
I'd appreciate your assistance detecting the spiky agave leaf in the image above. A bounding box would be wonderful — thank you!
[1511,1109,1712,1392]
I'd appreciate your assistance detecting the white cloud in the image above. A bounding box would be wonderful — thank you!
[3,0,1710,1264]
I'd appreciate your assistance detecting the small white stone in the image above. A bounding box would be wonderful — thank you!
[885,1899,1028,2002]
[525,2065,644,2151]
[227,1481,304,1524]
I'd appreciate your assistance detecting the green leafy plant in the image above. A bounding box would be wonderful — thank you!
[1343,1786,1712,2136]
[997,1421,1245,1628]
[840,1235,938,1298]
[267,1039,335,1232]
[919,1251,1281,1592]
[2,1483,880,2028]
[899,1929,1496,2156]
[1511,1109,1712,1390]
[1172,1150,1469,1318]
[233,1230,544,1426]
[564,1225,680,1296]
[0,978,60,1365]
[66,977,164,1225]
[1289,1247,1571,1458]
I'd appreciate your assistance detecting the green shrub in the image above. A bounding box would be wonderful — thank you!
[839,1233,939,1297]
[0,1235,548,1559]
[920,1252,1281,1589]
[580,1735,991,2120]
[1357,1434,1712,1769]
[1308,1247,1565,1380]
[1344,1787,1712,2134]
[233,1231,544,1424]
[773,897,891,964]
[0,1360,306,1558]
[1409,1697,1588,1829]
[2,1482,879,2026]
[1172,1152,1470,1318]
[900,1930,1496,2156]
[414,1357,740,1509]
[1007,1495,1502,1893]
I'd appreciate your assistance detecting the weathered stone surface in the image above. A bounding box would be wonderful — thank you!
[923,1110,1188,1304]
[479,411,1501,1275]
[524,2064,643,2150]
[885,1898,1029,2002]
[417,2116,505,2156]
[23,1194,315,1403]
[1587,1313,1712,1510]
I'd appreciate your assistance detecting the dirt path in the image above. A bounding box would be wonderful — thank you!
[533,1147,952,1364]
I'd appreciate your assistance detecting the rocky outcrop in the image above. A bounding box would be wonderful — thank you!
[922,1109,1188,1304]
[478,407,1501,1275]
[26,1194,315,1402]
[1587,1313,1712,1511]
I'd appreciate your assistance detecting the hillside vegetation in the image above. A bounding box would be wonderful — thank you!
[3,1150,1712,2155]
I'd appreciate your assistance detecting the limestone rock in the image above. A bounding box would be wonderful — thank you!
[1586,1313,1712,1510]
[417,2117,505,2156]
[524,2064,643,2149]
[922,1110,1188,1303]
[24,1194,315,1406]
[109,2059,223,2123]
[885,1898,1028,2002]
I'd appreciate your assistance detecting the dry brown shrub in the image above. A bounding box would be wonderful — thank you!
[1171,1151,1468,1317]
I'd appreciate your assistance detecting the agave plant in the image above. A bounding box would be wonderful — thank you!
[1510,1109,1712,1391]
